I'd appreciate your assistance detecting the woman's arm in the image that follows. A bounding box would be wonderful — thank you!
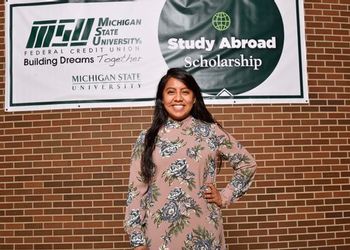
[216,125,257,207]
[124,131,149,248]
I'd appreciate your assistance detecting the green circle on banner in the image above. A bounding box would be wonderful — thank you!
[158,0,284,96]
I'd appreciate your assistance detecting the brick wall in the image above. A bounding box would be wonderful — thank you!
[0,0,349,249]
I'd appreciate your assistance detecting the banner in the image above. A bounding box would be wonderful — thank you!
[5,0,308,111]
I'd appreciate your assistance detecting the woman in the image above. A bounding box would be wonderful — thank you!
[124,68,256,249]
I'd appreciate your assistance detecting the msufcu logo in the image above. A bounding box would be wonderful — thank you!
[26,18,95,48]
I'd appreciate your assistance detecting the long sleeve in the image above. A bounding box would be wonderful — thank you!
[124,130,148,248]
[215,125,257,207]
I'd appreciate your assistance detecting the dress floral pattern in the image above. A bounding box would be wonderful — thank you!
[124,116,256,249]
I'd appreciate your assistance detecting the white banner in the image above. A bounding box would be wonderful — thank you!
[5,0,308,111]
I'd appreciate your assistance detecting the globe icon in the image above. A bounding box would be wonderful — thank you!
[212,12,231,31]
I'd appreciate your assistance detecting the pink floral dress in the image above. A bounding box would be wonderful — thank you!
[124,116,256,249]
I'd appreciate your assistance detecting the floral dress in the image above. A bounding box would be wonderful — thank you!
[124,116,256,249]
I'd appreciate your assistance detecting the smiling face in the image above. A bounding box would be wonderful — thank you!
[162,77,196,121]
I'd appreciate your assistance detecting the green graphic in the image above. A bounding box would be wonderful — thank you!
[26,18,95,48]
[212,12,231,31]
[158,0,284,96]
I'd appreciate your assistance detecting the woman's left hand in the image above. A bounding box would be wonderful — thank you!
[204,183,223,207]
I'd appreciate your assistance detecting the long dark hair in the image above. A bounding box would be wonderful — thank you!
[141,68,216,185]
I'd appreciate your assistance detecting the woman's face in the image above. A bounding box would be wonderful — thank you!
[162,77,196,121]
